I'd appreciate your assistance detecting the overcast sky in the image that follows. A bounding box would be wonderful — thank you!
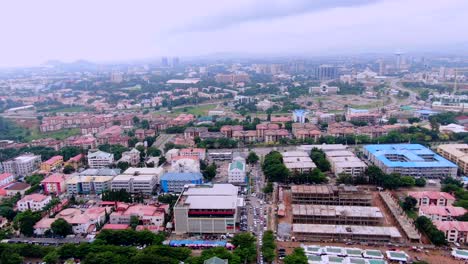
[1,0,467,67]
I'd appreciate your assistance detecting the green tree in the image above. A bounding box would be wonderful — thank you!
[283,248,307,264]
[43,250,60,264]
[140,120,150,129]
[117,161,130,171]
[263,182,273,194]
[388,117,398,125]
[63,164,76,174]
[415,177,426,187]
[246,151,259,164]
[402,196,417,211]
[336,173,354,185]
[51,218,73,237]
[0,250,23,264]
[231,232,257,264]
[130,215,139,230]
[14,210,42,236]
[203,163,217,181]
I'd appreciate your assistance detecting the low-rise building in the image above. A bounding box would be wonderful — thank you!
[434,221,468,244]
[40,155,63,172]
[309,84,339,95]
[282,151,316,173]
[437,144,468,174]
[0,173,15,187]
[16,194,52,212]
[160,172,203,193]
[291,185,372,206]
[174,184,241,234]
[110,203,168,229]
[408,191,456,208]
[65,154,84,170]
[419,205,466,221]
[180,148,206,160]
[111,174,158,194]
[325,150,367,177]
[66,175,114,195]
[118,148,140,166]
[292,109,308,123]
[41,173,66,194]
[88,150,114,169]
[3,182,31,196]
[292,204,383,225]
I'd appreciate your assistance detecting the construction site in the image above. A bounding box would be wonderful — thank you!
[290,185,373,206]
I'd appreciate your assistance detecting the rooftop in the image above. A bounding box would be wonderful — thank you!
[293,224,401,238]
[160,172,203,181]
[408,191,455,201]
[292,204,383,218]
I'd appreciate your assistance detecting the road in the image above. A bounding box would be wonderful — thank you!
[388,78,419,105]
[153,133,175,154]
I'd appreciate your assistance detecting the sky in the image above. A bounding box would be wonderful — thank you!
[1,0,468,67]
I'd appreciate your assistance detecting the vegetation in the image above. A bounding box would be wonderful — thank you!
[246,151,259,164]
[197,138,238,149]
[261,231,276,263]
[328,81,365,95]
[51,218,73,237]
[262,151,289,183]
[415,216,447,246]
[441,178,468,209]
[98,144,129,160]
[101,189,144,203]
[202,162,217,181]
[231,232,257,264]
[310,148,330,172]
[283,248,308,264]
[0,117,30,141]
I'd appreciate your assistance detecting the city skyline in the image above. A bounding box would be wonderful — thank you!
[1,0,468,67]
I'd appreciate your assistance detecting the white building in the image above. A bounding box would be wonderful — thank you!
[88,150,114,169]
[325,150,367,177]
[282,151,316,173]
[171,157,200,173]
[2,154,41,176]
[118,148,141,166]
[16,194,52,212]
[228,157,246,184]
[111,174,158,194]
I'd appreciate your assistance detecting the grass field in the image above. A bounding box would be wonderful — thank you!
[25,128,81,141]
[172,104,218,116]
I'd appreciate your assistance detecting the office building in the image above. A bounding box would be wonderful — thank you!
[110,203,168,228]
[228,157,246,184]
[437,144,468,174]
[364,144,458,178]
[315,65,338,81]
[160,172,203,193]
[111,172,158,194]
[88,150,114,169]
[174,184,241,234]
[2,153,41,176]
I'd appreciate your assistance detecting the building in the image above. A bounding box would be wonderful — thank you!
[174,184,241,234]
[325,150,367,177]
[66,175,114,195]
[434,221,468,244]
[292,204,383,225]
[292,109,308,123]
[65,154,84,170]
[408,191,455,208]
[0,173,15,187]
[232,130,257,143]
[3,182,31,196]
[345,108,380,124]
[363,144,458,178]
[293,224,402,243]
[309,84,339,95]
[291,185,372,206]
[437,144,468,174]
[118,148,140,166]
[180,148,206,160]
[264,129,289,143]
[184,127,209,139]
[40,155,63,172]
[110,165,164,195]
[215,73,250,84]
[228,157,246,184]
[204,257,228,264]
[220,125,244,138]
[16,194,52,212]
[110,203,168,229]
[292,123,321,141]
[418,205,466,221]
[160,172,203,193]
[2,153,41,176]
[41,173,66,194]
[315,65,338,81]
[282,151,317,173]
[88,150,114,169]
[171,157,200,173]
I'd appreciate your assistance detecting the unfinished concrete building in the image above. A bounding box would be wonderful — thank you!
[291,185,372,206]
[292,204,383,225]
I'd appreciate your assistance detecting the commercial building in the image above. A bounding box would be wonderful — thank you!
[408,191,455,208]
[160,172,203,193]
[111,174,158,194]
[292,204,383,225]
[325,150,367,177]
[66,175,114,195]
[41,173,66,194]
[282,151,317,173]
[228,157,246,184]
[363,144,458,178]
[293,224,402,243]
[2,153,41,176]
[40,155,63,172]
[88,150,114,169]
[16,194,52,212]
[291,185,372,206]
[174,184,241,234]
[437,144,468,174]
[315,65,338,81]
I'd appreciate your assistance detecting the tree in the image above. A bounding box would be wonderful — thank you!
[400,176,416,187]
[130,215,139,230]
[158,156,167,166]
[133,116,140,125]
[336,173,354,185]
[63,164,75,174]
[262,231,276,263]
[51,218,73,237]
[231,233,256,264]
[140,120,150,129]
[283,248,307,264]
[402,196,417,211]
[263,182,273,194]
[310,148,330,172]
[14,210,41,236]
[203,163,217,181]
[415,177,426,187]
[415,216,447,246]
[0,251,23,264]
[117,161,130,171]
[246,151,259,164]
[388,117,398,125]
[43,250,60,264]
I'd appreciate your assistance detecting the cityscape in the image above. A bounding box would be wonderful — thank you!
[1,1,468,264]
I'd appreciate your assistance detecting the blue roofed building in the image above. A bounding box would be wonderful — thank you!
[292,109,309,123]
[160,172,203,193]
[363,144,457,179]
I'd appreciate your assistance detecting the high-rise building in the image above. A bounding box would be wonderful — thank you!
[316,65,338,81]
[395,51,402,70]
[161,57,169,67]
[378,59,385,76]
[172,57,180,67]
[110,72,123,83]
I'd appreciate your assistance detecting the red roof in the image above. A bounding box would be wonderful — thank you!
[68,154,83,162]
[41,173,66,183]
[408,191,455,201]
[19,193,50,203]
[434,221,468,232]
[0,173,13,181]
[43,155,63,165]
[419,205,466,217]
[102,224,130,230]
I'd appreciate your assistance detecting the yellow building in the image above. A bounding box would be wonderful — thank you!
[437,144,468,173]
[40,155,63,172]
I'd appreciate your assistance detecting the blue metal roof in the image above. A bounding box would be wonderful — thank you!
[416,109,438,114]
[160,172,203,181]
[293,109,307,116]
[364,144,457,168]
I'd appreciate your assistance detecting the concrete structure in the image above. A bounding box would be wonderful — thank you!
[291,185,372,206]
[292,109,308,123]
[3,182,30,196]
[118,148,140,166]
[180,148,206,160]
[40,155,63,172]
[66,175,114,195]
[292,204,383,225]
[408,191,455,208]
[160,172,203,193]
[16,194,52,212]
[363,144,458,178]
[171,157,200,173]
[309,84,339,95]
[228,157,246,184]
[437,144,468,174]
[282,151,317,173]
[2,153,41,176]
[111,173,158,194]
[88,150,114,169]
[325,150,367,177]
[345,108,380,125]
[293,224,402,243]
[41,173,66,194]
[174,184,241,234]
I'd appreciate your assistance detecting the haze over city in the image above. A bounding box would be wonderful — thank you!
[1,0,468,67]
